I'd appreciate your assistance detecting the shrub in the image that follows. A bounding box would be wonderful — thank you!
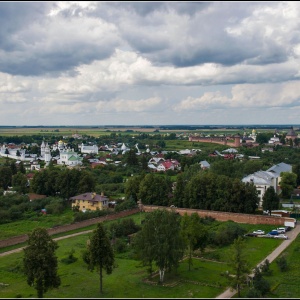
[60,249,78,265]
[260,259,272,275]
[276,255,288,272]
[114,198,137,212]
[114,238,127,253]
[246,288,262,298]
[208,221,246,247]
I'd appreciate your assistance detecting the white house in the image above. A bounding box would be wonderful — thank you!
[242,162,292,207]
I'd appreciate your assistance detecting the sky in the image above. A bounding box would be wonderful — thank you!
[1,1,300,126]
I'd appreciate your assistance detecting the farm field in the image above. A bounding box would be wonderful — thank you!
[0,125,282,138]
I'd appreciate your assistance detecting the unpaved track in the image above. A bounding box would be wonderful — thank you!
[0,230,94,257]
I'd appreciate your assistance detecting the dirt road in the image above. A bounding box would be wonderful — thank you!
[216,224,300,298]
[0,230,93,257]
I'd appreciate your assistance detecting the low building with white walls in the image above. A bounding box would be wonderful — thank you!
[57,148,83,166]
[79,143,98,154]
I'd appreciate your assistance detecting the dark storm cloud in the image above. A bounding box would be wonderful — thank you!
[0,2,51,51]
[0,2,120,76]
[107,1,290,68]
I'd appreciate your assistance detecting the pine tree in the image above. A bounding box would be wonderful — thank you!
[84,223,115,294]
[23,228,60,298]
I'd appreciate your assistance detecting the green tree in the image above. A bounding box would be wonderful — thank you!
[292,163,300,186]
[228,236,250,297]
[252,266,270,296]
[181,212,207,270]
[77,171,96,194]
[173,173,186,207]
[0,166,13,190]
[262,186,280,215]
[134,209,185,283]
[58,169,81,199]
[31,170,48,195]
[23,228,61,298]
[10,161,18,175]
[125,149,138,166]
[138,174,171,206]
[280,172,297,198]
[19,161,26,174]
[124,175,143,202]
[84,223,115,294]
[12,171,28,194]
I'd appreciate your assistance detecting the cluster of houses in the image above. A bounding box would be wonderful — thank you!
[0,132,296,213]
[68,161,293,213]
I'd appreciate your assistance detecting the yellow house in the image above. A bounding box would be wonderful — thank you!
[70,192,109,212]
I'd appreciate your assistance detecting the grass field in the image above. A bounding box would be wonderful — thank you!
[0,126,277,138]
[0,212,295,299]
[0,225,282,299]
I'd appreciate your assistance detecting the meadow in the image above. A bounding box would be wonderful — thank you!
[0,212,296,299]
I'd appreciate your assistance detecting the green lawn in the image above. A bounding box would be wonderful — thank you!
[0,223,292,299]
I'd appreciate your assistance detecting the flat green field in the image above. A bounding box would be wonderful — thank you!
[0,225,282,299]
[0,126,276,138]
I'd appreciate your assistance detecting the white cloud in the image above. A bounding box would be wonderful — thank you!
[0,2,300,125]
[173,81,300,112]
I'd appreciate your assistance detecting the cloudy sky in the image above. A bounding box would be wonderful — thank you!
[1,1,300,126]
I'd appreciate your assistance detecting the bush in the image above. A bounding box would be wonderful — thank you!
[208,221,246,247]
[114,198,137,212]
[246,288,262,298]
[114,238,127,253]
[60,249,78,265]
[45,202,64,214]
[253,276,270,296]
[276,255,288,272]
[260,259,272,275]
[109,218,141,238]
[73,209,109,222]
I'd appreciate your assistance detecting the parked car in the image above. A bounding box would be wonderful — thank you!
[265,233,275,238]
[274,234,288,240]
[277,227,286,233]
[244,233,258,237]
[285,226,292,232]
[253,230,265,235]
[268,230,279,235]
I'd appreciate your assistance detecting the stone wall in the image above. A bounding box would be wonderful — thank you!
[140,205,295,226]
[0,208,140,249]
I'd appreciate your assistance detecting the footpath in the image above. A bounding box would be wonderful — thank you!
[216,224,300,298]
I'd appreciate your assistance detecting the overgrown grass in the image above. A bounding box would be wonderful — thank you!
[0,219,293,298]
[0,210,75,239]
[236,234,300,298]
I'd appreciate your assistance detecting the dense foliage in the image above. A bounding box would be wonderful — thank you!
[23,228,61,298]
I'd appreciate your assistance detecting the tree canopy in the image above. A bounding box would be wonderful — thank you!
[84,223,115,294]
[23,227,61,298]
[133,209,185,283]
[262,186,280,215]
